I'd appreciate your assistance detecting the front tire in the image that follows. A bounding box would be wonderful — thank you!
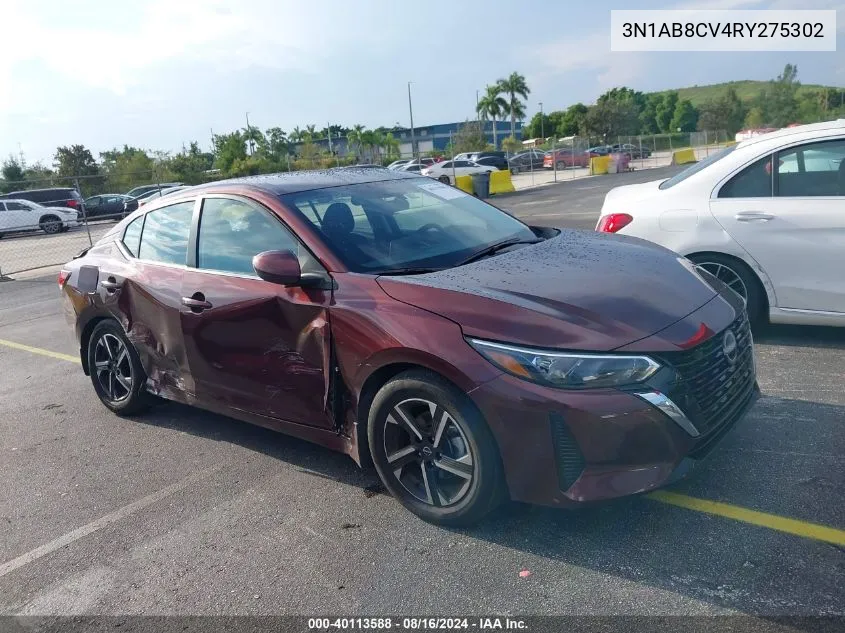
[367,370,505,526]
[87,320,151,416]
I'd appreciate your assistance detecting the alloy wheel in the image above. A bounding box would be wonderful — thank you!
[696,261,748,302]
[383,398,475,507]
[93,333,133,402]
[42,219,61,234]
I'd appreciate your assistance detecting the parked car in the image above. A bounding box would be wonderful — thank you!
[508,150,546,173]
[587,145,612,156]
[83,194,133,220]
[125,183,182,199]
[543,149,592,169]
[0,199,81,236]
[597,119,845,327]
[60,168,759,525]
[402,157,437,168]
[610,143,652,159]
[387,159,413,170]
[0,187,85,215]
[473,156,509,171]
[421,160,495,184]
[397,163,425,173]
[122,186,183,215]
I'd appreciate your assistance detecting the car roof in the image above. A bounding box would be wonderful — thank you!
[187,167,419,196]
[737,119,845,149]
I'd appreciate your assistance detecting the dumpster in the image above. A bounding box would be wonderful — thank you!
[471,172,491,198]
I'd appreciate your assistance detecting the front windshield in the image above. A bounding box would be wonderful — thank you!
[281,178,538,273]
[659,144,737,189]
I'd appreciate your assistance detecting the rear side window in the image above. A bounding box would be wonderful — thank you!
[122,216,144,257]
[776,139,845,197]
[718,155,773,198]
[138,201,194,265]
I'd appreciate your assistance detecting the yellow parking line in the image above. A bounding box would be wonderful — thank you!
[0,338,79,364]
[647,490,845,546]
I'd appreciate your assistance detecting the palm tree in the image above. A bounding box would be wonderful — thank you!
[476,84,508,148]
[382,132,400,159]
[497,72,530,139]
[289,126,304,143]
[347,124,365,159]
[303,124,317,143]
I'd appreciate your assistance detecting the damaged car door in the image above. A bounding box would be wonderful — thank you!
[179,195,334,428]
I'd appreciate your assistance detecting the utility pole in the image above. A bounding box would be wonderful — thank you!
[327,122,333,154]
[408,82,416,159]
[245,112,253,155]
[18,143,25,169]
[539,102,544,141]
[210,128,215,154]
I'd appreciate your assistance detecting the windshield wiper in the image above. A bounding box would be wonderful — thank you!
[376,267,444,276]
[455,237,541,267]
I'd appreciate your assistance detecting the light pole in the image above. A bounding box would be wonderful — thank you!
[408,82,416,160]
[539,102,544,141]
[245,111,253,155]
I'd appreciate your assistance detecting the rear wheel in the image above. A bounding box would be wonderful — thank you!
[556,161,565,170]
[39,215,62,234]
[689,254,766,326]
[87,320,151,415]
[438,175,451,185]
[367,370,505,526]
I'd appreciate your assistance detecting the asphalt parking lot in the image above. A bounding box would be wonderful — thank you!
[0,166,843,619]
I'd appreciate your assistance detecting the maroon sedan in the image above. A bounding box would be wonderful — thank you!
[60,168,759,525]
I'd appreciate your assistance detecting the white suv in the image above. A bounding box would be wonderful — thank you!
[0,199,81,236]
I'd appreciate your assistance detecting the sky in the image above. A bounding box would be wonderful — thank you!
[1,0,843,165]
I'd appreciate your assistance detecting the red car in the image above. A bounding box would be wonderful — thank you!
[60,168,759,526]
[542,149,595,169]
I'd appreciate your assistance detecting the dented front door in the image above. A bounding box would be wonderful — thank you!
[179,269,333,428]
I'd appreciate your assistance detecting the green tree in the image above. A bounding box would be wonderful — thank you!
[213,132,248,173]
[670,99,699,132]
[583,100,641,140]
[640,94,663,134]
[655,92,679,133]
[242,125,264,156]
[382,132,400,159]
[767,63,800,127]
[744,106,766,128]
[346,124,365,158]
[557,103,588,137]
[697,88,746,135]
[166,142,215,184]
[501,136,522,155]
[524,111,552,140]
[451,121,488,154]
[257,127,289,162]
[289,126,305,143]
[497,72,530,138]
[476,84,507,148]
[54,144,99,179]
[1,157,25,192]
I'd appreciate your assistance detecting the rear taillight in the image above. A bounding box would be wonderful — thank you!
[596,213,633,233]
[67,199,79,208]
[58,270,71,288]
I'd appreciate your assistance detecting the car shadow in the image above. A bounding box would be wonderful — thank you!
[129,392,844,615]
[754,322,845,349]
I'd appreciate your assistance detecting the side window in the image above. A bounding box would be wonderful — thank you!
[87,197,101,207]
[440,161,453,169]
[122,216,143,257]
[197,198,299,276]
[777,139,845,197]
[6,202,28,211]
[138,201,194,265]
[718,155,772,198]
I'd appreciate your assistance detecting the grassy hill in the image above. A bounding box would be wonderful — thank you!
[648,80,839,106]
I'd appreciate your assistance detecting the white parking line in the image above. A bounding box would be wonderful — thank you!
[0,468,218,579]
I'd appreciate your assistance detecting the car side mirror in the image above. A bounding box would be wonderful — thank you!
[252,250,302,286]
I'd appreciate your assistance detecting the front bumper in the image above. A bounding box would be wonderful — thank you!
[470,374,760,507]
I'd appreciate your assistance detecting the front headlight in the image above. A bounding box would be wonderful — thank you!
[467,338,660,389]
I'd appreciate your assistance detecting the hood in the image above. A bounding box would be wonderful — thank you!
[602,179,664,208]
[376,230,721,351]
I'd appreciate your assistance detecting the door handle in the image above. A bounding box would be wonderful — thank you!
[181,294,212,312]
[735,211,774,222]
[100,277,121,293]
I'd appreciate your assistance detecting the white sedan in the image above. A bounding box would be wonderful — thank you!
[0,199,81,236]
[596,119,845,327]
[421,159,495,185]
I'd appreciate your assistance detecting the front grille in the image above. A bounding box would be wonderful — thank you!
[656,311,756,444]
[550,413,585,491]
